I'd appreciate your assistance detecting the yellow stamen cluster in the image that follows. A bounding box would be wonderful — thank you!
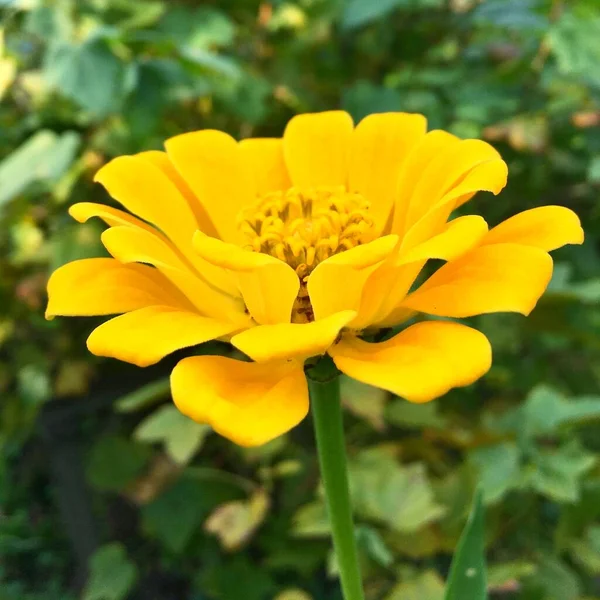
[239,186,374,275]
[238,186,374,323]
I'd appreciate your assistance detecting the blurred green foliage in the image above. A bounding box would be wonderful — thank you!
[1,0,600,598]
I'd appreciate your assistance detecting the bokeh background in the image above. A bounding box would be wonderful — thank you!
[1,0,600,598]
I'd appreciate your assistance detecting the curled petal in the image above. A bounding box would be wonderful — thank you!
[330,321,492,403]
[102,226,245,321]
[231,310,356,362]
[353,217,488,328]
[405,139,502,227]
[402,243,553,317]
[171,356,308,447]
[400,158,508,253]
[392,130,460,235]
[136,150,219,237]
[483,206,584,251]
[69,202,160,235]
[87,306,240,367]
[193,231,299,325]
[46,258,192,318]
[307,235,399,322]
[398,215,489,264]
[94,155,198,254]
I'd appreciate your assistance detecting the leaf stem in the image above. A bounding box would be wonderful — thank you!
[308,368,365,600]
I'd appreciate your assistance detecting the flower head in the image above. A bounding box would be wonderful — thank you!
[46,111,583,446]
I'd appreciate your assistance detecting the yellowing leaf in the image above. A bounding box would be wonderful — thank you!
[205,489,270,551]
[274,590,312,600]
[385,570,445,600]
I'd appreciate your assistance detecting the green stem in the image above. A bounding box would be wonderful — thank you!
[308,372,365,600]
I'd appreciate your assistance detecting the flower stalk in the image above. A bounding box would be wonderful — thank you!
[308,359,365,600]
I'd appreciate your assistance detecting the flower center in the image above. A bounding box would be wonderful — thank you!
[238,186,374,323]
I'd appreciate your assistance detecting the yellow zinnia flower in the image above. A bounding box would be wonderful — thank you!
[46,111,583,447]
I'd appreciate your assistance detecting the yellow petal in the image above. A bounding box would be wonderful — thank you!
[398,215,489,264]
[102,226,245,322]
[307,235,399,322]
[87,306,239,367]
[136,150,219,237]
[392,130,460,235]
[171,356,308,447]
[231,310,356,362]
[69,202,160,236]
[330,321,491,403]
[46,258,192,318]
[164,130,255,244]
[238,138,291,194]
[352,219,488,328]
[451,158,508,209]
[94,155,199,255]
[348,112,427,233]
[283,111,354,188]
[401,159,508,253]
[402,243,553,317]
[193,231,299,325]
[95,156,234,295]
[354,261,424,330]
[404,139,502,228]
[483,206,584,251]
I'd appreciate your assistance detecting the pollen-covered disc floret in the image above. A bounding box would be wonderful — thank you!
[238,186,375,323]
[238,186,375,277]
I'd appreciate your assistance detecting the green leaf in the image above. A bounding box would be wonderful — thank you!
[141,474,242,552]
[587,155,600,183]
[157,7,235,50]
[24,4,73,41]
[386,399,446,429]
[201,555,275,600]
[569,526,600,575]
[49,222,106,271]
[473,0,547,31]
[355,525,394,568]
[341,0,442,30]
[549,13,600,87]
[17,364,51,406]
[134,405,210,464]
[341,0,402,30]
[469,442,521,504]
[115,378,170,413]
[292,501,330,538]
[0,130,80,207]
[532,557,581,600]
[521,385,600,438]
[86,435,151,492]
[529,441,596,503]
[444,489,487,600]
[350,448,446,533]
[342,81,402,122]
[82,543,138,600]
[341,376,388,430]
[44,38,128,115]
[487,561,537,590]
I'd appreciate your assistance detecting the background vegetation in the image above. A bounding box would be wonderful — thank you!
[1,0,600,598]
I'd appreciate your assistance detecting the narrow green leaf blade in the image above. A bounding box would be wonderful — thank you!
[444,488,487,600]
